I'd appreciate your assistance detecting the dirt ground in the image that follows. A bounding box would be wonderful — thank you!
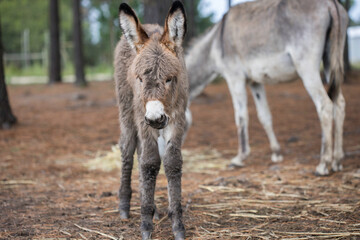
[1,73,360,239]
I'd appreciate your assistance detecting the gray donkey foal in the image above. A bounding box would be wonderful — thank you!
[114,2,188,239]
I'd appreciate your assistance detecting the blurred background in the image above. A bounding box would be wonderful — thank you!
[1,1,360,239]
[0,0,359,85]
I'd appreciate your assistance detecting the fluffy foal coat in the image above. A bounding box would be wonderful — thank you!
[114,2,188,239]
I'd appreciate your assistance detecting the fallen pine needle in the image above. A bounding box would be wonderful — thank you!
[155,215,168,225]
[79,232,88,240]
[275,231,360,236]
[60,229,71,236]
[104,209,119,214]
[74,223,123,240]
[229,213,283,219]
[0,180,36,185]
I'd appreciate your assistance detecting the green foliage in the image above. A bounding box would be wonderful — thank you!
[193,0,214,35]
[0,0,48,53]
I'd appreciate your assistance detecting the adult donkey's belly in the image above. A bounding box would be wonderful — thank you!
[245,52,299,85]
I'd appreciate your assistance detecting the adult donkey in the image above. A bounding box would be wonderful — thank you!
[186,0,348,176]
[114,2,188,239]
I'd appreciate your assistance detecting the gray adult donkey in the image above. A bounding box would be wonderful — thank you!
[186,0,348,176]
[114,2,188,239]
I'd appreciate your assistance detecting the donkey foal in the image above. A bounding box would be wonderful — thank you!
[114,2,188,239]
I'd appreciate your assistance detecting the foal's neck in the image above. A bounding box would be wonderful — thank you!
[185,24,220,101]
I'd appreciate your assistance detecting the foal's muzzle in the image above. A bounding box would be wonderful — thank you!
[145,114,168,129]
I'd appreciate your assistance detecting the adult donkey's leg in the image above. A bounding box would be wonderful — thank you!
[332,90,345,172]
[296,64,333,176]
[163,143,185,240]
[118,123,137,219]
[225,75,250,167]
[139,138,161,240]
[250,83,283,162]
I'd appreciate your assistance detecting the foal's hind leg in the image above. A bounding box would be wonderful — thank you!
[250,83,283,162]
[332,90,345,172]
[118,124,137,219]
[297,65,333,176]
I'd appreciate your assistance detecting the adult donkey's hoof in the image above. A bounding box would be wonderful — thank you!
[174,231,185,240]
[229,155,245,168]
[142,231,152,240]
[332,161,343,172]
[271,152,283,163]
[315,163,330,176]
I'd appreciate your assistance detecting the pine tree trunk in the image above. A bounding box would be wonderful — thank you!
[73,0,86,86]
[0,18,17,129]
[343,0,351,74]
[49,0,61,84]
[143,0,170,25]
[183,0,196,47]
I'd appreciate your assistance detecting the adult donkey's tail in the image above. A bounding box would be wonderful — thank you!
[325,0,348,101]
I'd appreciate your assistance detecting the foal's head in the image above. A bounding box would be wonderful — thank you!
[119,1,187,130]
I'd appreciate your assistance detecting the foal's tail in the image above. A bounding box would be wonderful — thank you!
[325,0,348,101]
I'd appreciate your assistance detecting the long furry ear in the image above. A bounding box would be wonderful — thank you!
[161,1,187,50]
[119,3,148,51]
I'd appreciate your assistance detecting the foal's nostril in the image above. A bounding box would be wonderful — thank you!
[158,114,166,124]
[144,114,168,129]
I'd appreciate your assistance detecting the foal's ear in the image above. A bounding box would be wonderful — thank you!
[161,1,187,49]
[119,3,148,51]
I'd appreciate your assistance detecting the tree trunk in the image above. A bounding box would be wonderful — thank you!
[73,0,87,86]
[0,18,17,129]
[183,0,196,47]
[228,0,232,10]
[49,0,61,84]
[343,0,351,74]
[143,0,170,25]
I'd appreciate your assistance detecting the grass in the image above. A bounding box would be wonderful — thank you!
[4,62,360,85]
[4,62,113,84]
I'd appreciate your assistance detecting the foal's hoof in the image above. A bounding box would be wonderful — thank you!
[153,208,160,221]
[119,210,130,220]
[174,231,185,240]
[141,231,152,240]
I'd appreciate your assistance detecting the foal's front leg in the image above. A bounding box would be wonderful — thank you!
[139,138,161,240]
[163,140,185,240]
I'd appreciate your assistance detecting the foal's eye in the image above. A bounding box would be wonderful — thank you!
[137,77,143,83]
[166,77,176,84]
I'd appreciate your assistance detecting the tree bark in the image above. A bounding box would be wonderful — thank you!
[228,0,232,10]
[343,0,351,73]
[49,0,61,84]
[73,0,87,86]
[143,0,170,25]
[0,18,17,129]
[183,0,196,47]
